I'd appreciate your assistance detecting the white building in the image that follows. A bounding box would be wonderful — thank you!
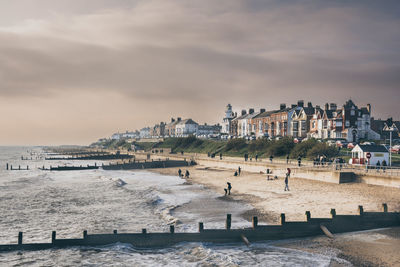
[175,119,198,136]
[221,104,236,134]
[111,133,122,140]
[139,127,151,138]
[350,144,389,165]
[197,124,221,137]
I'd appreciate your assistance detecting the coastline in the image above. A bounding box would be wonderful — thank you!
[151,165,400,266]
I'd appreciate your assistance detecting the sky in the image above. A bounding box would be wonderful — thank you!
[0,0,399,145]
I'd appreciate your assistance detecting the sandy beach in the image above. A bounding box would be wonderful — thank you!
[153,165,400,266]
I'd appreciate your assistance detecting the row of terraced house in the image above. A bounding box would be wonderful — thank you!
[221,100,382,142]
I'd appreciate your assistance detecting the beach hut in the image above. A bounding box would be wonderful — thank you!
[350,144,389,165]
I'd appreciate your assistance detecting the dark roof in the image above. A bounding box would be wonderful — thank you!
[253,110,279,119]
[357,145,388,153]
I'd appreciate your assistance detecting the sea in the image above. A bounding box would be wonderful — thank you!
[0,146,349,266]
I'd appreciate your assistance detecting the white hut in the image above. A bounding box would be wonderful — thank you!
[350,144,389,165]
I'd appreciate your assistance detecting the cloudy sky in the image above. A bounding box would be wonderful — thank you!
[1,0,399,145]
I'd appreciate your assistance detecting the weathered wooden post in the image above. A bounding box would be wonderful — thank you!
[170,225,175,234]
[358,205,364,216]
[330,208,336,218]
[142,229,147,234]
[6,163,8,170]
[19,165,21,170]
[113,230,118,234]
[18,232,23,245]
[27,165,29,170]
[226,214,232,230]
[83,230,87,239]
[252,216,258,228]
[280,213,286,225]
[198,222,204,232]
[305,211,311,222]
[382,203,388,212]
[10,165,13,170]
[52,231,56,243]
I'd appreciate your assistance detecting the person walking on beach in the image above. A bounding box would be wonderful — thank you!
[224,188,228,196]
[270,155,273,163]
[284,173,290,191]
[238,166,241,176]
[286,155,290,164]
[376,160,381,172]
[185,170,190,178]
[178,169,182,177]
[382,160,387,172]
[287,168,291,178]
[297,156,302,167]
[227,182,232,195]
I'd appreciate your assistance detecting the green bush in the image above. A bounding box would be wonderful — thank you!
[306,143,339,159]
[290,139,318,158]
[225,138,247,151]
[267,137,295,156]
[248,138,270,153]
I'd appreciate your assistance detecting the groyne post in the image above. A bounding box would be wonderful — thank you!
[6,163,8,170]
[170,225,175,234]
[198,222,204,232]
[18,232,23,245]
[142,229,147,234]
[382,203,388,212]
[52,231,56,243]
[19,165,21,170]
[358,205,364,216]
[280,213,286,225]
[252,216,258,228]
[226,214,232,230]
[113,230,117,234]
[305,211,311,222]
[27,165,29,170]
[83,230,87,239]
[10,165,13,170]
[330,209,336,218]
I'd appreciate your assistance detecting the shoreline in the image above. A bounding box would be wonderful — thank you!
[150,165,400,266]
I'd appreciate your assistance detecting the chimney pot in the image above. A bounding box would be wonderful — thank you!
[241,109,247,116]
[249,108,254,114]
[280,104,286,110]
[297,100,304,107]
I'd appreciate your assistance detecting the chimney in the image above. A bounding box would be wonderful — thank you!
[260,108,266,113]
[241,109,247,116]
[307,102,312,108]
[249,108,254,114]
[316,105,320,109]
[280,103,286,110]
[367,103,371,114]
[330,103,337,110]
[291,104,296,108]
[324,103,329,110]
[297,100,304,107]
[177,117,181,121]
[171,118,175,122]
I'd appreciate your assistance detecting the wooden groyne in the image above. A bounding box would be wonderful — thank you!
[102,159,196,170]
[45,154,133,161]
[0,204,398,252]
[6,164,29,171]
[38,165,100,171]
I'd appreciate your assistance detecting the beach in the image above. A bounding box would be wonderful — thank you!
[154,165,400,266]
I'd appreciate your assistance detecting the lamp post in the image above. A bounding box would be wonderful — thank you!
[383,120,398,167]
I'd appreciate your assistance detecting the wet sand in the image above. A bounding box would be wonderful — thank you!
[153,166,400,266]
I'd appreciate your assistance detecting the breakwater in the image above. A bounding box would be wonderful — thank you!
[45,154,133,161]
[102,159,195,170]
[0,204,398,252]
[39,165,100,171]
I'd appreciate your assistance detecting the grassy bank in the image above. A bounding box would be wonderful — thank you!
[92,136,340,161]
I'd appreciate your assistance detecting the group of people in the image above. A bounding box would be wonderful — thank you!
[375,160,387,172]
[233,166,241,176]
[178,169,190,178]
[224,182,232,196]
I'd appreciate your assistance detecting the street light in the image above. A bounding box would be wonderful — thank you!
[383,119,398,167]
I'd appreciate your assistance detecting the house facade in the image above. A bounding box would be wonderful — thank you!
[175,119,198,136]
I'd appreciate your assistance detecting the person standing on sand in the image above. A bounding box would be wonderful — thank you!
[185,170,190,178]
[227,182,232,195]
[178,169,182,177]
[238,166,241,176]
[270,155,273,163]
[224,188,228,196]
[284,173,289,191]
[286,155,290,164]
[287,168,291,178]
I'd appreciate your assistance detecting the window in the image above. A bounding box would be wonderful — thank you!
[351,110,355,116]
[345,120,350,127]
